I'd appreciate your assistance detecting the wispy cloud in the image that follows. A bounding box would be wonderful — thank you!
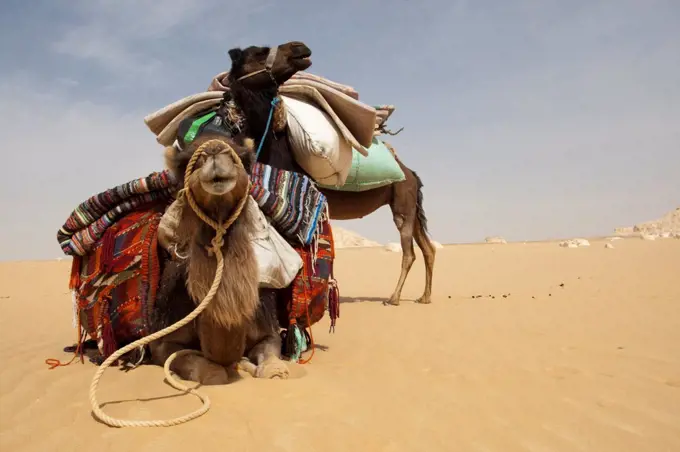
[50,0,269,79]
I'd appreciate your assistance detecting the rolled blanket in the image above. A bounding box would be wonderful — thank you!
[57,170,178,256]
[207,70,359,100]
[249,162,327,246]
[206,71,376,151]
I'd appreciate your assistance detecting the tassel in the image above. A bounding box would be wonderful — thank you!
[69,256,82,290]
[100,228,116,273]
[101,319,117,363]
[328,278,340,333]
[71,291,79,328]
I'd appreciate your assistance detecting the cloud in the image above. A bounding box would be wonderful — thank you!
[50,0,271,79]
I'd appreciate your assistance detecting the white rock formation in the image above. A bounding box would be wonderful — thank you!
[485,236,507,244]
[640,233,657,241]
[431,240,444,249]
[605,243,615,249]
[615,207,680,237]
[332,226,382,249]
[385,242,402,252]
[559,238,590,248]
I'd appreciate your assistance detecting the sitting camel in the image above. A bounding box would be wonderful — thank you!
[149,134,289,384]
[222,41,436,306]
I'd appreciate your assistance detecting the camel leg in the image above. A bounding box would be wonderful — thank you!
[386,213,416,306]
[412,217,436,304]
[244,335,289,379]
[242,289,289,379]
[149,327,231,385]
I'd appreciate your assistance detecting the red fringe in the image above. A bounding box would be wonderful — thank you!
[141,217,161,321]
[328,278,340,333]
[100,228,116,273]
[102,323,117,360]
[69,255,82,290]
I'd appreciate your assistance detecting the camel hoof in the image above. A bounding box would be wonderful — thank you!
[415,296,432,304]
[384,298,400,306]
[256,357,290,380]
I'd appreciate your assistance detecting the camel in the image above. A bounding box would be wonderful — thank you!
[148,134,289,384]
[225,41,436,306]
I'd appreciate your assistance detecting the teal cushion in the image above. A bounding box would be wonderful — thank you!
[319,138,405,191]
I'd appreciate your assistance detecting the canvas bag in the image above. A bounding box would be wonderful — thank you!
[318,137,406,191]
[159,197,302,289]
[283,95,354,186]
[246,196,303,288]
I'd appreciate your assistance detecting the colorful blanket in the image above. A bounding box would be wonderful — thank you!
[58,170,178,256]
[250,162,327,246]
[279,217,339,346]
[69,209,163,359]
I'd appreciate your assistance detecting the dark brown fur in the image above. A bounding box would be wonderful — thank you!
[228,42,436,305]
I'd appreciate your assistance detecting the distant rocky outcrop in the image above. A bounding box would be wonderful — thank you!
[331,225,445,251]
[615,207,680,237]
[559,238,591,248]
[332,226,382,248]
[385,242,402,252]
[485,236,507,244]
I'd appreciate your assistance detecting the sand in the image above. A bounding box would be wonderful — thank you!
[1,238,679,451]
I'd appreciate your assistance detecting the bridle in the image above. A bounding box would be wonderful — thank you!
[236,46,279,83]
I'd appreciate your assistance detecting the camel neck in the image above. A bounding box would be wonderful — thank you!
[228,81,305,174]
[229,82,278,142]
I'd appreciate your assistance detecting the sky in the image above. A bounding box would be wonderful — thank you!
[0,0,678,261]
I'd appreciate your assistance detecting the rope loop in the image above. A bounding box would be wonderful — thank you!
[89,138,250,427]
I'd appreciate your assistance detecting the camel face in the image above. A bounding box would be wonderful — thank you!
[166,135,254,216]
[228,41,312,88]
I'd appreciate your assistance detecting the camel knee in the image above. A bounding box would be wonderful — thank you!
[402,249,416,269]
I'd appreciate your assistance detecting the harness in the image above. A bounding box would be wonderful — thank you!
[236,46,279,82]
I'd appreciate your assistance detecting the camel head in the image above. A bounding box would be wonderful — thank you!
[165,134,255,219]
[228,41,312,89]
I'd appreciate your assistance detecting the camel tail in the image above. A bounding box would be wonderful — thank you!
[412,170,429,236]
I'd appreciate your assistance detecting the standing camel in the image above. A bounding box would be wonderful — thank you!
[220,41,435,306]
[150,134,289,384]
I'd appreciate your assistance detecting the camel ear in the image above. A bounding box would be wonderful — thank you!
[228,48,244,64]
[164,144,189,182]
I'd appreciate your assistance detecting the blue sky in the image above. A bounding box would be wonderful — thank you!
[0,0,678,261]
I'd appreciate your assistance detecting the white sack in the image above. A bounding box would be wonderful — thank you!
[283,95,353,186]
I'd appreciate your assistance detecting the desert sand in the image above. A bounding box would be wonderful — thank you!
[1,237,680,451]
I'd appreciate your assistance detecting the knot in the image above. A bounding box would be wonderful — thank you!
[208,229,226,255]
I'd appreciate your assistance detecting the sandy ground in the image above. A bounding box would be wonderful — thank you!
[1,238,679,451]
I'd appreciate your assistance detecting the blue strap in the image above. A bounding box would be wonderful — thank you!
[255,97,280,160]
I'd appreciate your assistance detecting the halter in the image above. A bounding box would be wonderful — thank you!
[236,46,279,81]
[233,46,282,162]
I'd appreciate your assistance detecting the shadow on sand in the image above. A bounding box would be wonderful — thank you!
[340,296,389,304]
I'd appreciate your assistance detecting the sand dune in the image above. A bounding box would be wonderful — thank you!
[1,238,679,451]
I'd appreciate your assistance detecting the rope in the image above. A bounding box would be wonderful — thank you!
[89,139,250,428]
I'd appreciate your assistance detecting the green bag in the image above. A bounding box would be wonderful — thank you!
[319,138,406,191]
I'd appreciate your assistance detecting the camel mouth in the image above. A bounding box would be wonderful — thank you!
[291,50,312,69]
[201,176,237,196]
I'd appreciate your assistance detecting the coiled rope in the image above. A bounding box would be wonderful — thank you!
[89,139,251,427]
